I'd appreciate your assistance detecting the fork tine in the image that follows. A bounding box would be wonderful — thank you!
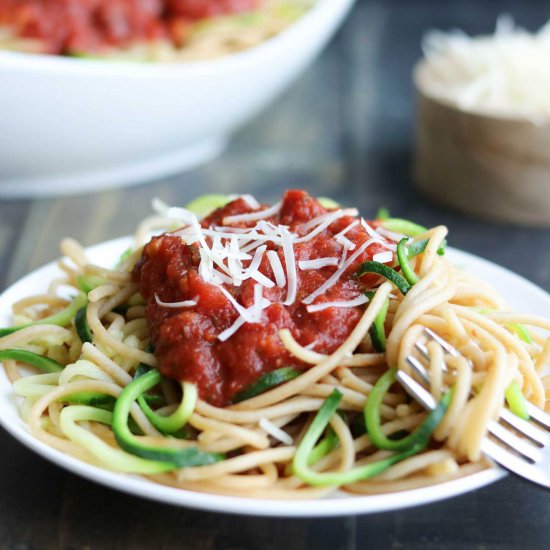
[402,328,550,490]
[526,402,550,430]
[481,438,550,489]
[405,355,430,384]
[424,327,460,357]
[415,339,452,375]
[395,371,437,410]
[415,340,430,360]
[499,409,549,446]
[487,421,542,463]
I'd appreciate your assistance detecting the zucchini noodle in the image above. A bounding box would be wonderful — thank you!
[0,195,549,501]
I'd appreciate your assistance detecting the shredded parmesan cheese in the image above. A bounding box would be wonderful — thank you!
[302,239,374,305]
[244,245,267,279]
[296,209,358,243]
[218,286,256,323]
[334,219,359,238]
[217,297,271,341]
[306,294,369,313]
[223,201,282,225]
[280,226,297,306]
[151,194,396,342]
[155,295,198,308]
[375,227,406,242]
[267,250,286,288]
[250,271,275,288]
[335,234,356,250]
[240,194,260,209]
[420,15,550,121]
[217,317,246,342]
[298,257,339,270]
[151,198,199,226]
[360,219,397,251]
[372,251,394,263]
[259,417,293,445]
[304,340,318,350]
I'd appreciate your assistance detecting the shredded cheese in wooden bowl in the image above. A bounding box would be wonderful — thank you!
[413,16,550,227]
[417,15,550,123]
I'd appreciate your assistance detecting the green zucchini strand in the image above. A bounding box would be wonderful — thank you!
[396,238,420,286]
[505,381,530,420]
[364,368,452,451]
[113,369,223,467]
[292,390,423,487]
[0,349,63,373]
[357,262,411,295]
[365,291,389,352]
[0,292,87,337]
[232,367,301,403]
[75,306,93,344]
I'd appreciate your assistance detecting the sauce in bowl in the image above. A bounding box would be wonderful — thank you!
[0,0,311,60]
[0,0,257,55]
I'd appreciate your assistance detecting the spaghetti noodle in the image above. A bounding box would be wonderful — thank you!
[0,190,548,499]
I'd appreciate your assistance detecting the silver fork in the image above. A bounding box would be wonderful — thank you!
[397,327,550,489]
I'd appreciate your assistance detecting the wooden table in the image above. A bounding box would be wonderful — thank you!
[1,0,549,548]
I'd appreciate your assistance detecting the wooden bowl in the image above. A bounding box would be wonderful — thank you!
[413,59,550,227]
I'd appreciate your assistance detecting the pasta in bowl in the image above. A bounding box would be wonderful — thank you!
[0,0,355,197]
[0,190,548,510]
[0,0,313,61]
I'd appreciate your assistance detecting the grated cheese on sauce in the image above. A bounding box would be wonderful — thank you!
[152,194,395,341]
[306,294,369,313]
[302,239,375,305]
[154,294,198,308]
[372,251,394,263]
[266,250,286,288]
[298,257,339,270]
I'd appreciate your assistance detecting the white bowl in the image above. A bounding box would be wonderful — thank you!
[0,0,354,198]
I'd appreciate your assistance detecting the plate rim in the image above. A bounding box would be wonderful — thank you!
[1,236,548,517]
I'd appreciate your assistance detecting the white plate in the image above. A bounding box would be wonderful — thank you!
[0,237,548,516]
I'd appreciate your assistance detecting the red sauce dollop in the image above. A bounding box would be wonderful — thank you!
[134,190,393,406]
[0,0,258,54]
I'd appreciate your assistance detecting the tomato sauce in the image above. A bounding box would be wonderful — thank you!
[0,0,258,54]
[134,190,393,406]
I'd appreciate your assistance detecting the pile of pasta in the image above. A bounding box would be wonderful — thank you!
[0,208,549,500]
